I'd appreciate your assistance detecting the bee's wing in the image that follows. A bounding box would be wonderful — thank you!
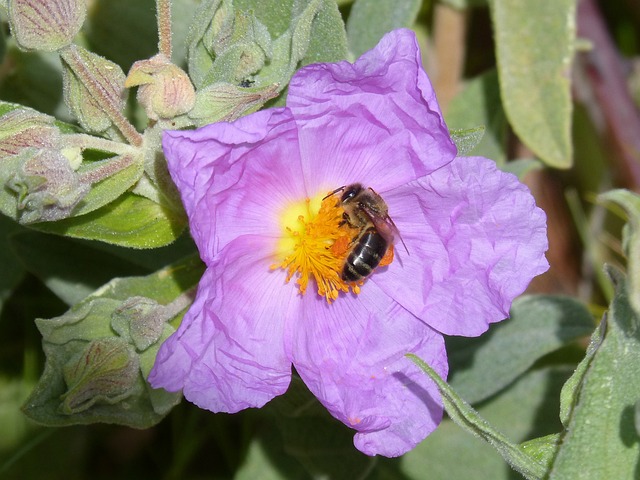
[360,205,409,255]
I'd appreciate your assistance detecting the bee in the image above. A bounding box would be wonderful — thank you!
[324,183,407,282]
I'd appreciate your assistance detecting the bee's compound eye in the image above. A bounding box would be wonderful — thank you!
[341,184,361,202]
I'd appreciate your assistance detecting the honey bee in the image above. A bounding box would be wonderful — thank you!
[324,183,407,282]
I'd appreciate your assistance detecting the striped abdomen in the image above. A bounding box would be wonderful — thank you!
[341,226,389,282]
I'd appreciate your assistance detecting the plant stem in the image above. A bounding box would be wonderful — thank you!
[65,133,138,156]
[157,0,173,59]
[78,154,137,185]
[576,0,640,189]
[163,286,197,319]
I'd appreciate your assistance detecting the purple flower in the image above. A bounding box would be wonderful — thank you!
[149,29,549,457]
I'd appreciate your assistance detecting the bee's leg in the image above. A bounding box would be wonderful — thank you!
[340,212,356,228]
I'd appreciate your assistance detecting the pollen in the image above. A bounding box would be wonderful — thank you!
[272,193,360,302]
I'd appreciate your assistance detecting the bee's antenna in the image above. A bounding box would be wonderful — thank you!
[322,186,346,201]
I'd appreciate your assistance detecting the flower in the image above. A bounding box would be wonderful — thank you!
[149,29,549,457]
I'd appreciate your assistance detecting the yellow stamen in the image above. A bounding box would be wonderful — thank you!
[272,193,360,302]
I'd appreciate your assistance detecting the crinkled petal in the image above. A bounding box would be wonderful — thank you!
[375,156,549,336]
[287,29,455,195]
[285,283,447,457]
[162,108,307,263]
[149,236,294,412]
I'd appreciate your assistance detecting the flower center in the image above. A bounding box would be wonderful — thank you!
[272,193,363,302]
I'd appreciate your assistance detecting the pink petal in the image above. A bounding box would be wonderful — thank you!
[149,236,294,412]
[162,108,307,262]
[375,156,549,336]
[287,29,456,196]
[285,282,447,457]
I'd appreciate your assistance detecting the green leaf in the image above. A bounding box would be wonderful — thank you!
[550,268,640,479]
[298,0,348,66]
[440,0,487,9]
[490,0,575,168]
[236,436,309,480]
[263,377,376,479]
[447,295,594,404]
[449,126,485,156]
[31,192,187,249]
[520,434,561,472]
[599,189,640,316]
[72,154,144,217]
[558,311,605,426]
[346,0,421,58]
[9,231,149,306]
[445,70,508,164]
[235,0,293,38]
[254,0,324,88]
[0,215,26,313]
[244,0,343,106]
[407,354,548,480]
[85,231,197,271]
[500,158,543,180]
[0,376,37,451]
[402,368,569,480]
[185,0,223,89]
[84,0,159,71]
[0,47,67,120]
[22,255,204,428]
[169,0,199,65]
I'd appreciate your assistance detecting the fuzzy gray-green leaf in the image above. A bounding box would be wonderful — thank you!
[346,0,421,58]
[32,192,187,249]
[599,189,640,317]
[490,0,575,168]
[447,295,594,404]
[407,354,548,480]
[22,256,204,427]
[550,269,640,479]
[446,70,508,164]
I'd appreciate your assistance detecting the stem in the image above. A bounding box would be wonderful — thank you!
[157,0,173,59]
[406,354,547,480]
[60,45,143,147]
[78,154,137,185]
[576,0,640,190]
[163,286,197,319]
[64,133,138,156]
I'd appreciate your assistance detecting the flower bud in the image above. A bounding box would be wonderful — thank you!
[111,296,166,352]
[125,54,196,120]
[189,81,279,125]
[0,108,60,156]
[61,45,127,137]
[6,148,89,223]
[61,338,139,414]
[8,0,87,51]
